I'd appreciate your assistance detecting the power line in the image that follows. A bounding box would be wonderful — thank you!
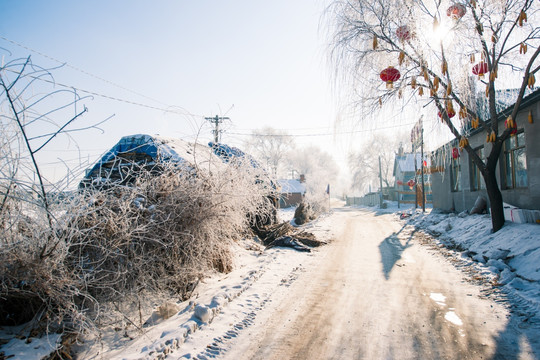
[0,35,183,110]
[228,121,418,137]
[0,36,206,122]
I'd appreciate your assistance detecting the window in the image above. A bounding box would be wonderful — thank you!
[503,131,528,189]
[450,156,461,192]
[470,146,486,191]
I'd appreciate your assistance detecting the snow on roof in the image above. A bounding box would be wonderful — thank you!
[276,179,306,194]
[396,153,431,173]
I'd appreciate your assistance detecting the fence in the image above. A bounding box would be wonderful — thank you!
[345,193,380,206]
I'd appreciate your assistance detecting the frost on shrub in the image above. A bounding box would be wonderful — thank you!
[1,155,276,334]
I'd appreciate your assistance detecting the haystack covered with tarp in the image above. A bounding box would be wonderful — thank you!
[80,134,223,188]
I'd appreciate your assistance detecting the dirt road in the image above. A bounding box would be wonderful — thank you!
[220,207,537,360]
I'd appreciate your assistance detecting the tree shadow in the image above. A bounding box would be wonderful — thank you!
[378,225,415,280]
[489,301,540,359]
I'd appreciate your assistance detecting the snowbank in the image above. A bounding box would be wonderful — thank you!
[405,208,540,318]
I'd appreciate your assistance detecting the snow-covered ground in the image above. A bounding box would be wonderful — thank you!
[403,205,540,321]
[1,201,539,359]
[0,206,335,360]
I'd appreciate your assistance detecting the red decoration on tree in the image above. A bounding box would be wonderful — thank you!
[505,118,518,135]
[438,109,456,118]
[396,25,411,42]
[447,3,466,19]
[397,180,403,185]
[472,62,489,78]
[407,179,416,187]
[452,147,460,159]
[380,66,401,89]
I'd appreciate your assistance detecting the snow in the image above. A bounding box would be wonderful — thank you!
[404,205,540,318]
[2,202,540,359]
[276,179,306,194]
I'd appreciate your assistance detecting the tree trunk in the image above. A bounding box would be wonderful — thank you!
[482,165,505,232]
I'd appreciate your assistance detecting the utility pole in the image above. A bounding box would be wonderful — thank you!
[378,156,383,208]
[420,122,426,212]
[205,115,230,143]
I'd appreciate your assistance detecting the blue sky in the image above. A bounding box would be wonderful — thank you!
[2,0,354,182]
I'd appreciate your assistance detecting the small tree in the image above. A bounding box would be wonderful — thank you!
[327,0,539,231]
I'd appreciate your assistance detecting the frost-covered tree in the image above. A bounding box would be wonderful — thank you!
[348,132,408,193]
[244,127,295,177]
[286,145,338,190]
[327,0,539,231]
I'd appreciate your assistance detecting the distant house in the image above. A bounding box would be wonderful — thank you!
[393,151,432,206]
[277,176,306,208]
[430,88,540,221]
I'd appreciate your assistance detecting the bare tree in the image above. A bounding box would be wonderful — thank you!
[327,0,539,231]
[348,132,409,193]
[244,127,295,177]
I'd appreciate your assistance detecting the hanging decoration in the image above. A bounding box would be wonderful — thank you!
[380,66,401,89]
[528,74,536,89]
[459,137,469,149]
[486,131,496,143]
[407,179,416,188]
[452,147,460,159]
[398,51,405,65]
[396,25,412,42]
[433,76,440,91]
[520,42,528,54]
[472,62,489,78]
[458,107,467,119]
[418,86,424,96]
[373,35,378,50]
[442,60,448,75]
[422,67,429,81]
[411,76,417,89]
[472,116,480,129]
[438,108,456,118]
[518,10,527,27]
[529,110,534,124]
[397,180,404,185]
[447,3,466,19]
[505,116,518,136]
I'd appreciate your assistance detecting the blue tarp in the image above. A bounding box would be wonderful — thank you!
[208,141,261,168]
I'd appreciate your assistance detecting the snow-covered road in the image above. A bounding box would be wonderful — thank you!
[46,204,539,360]
[218,207,538,360]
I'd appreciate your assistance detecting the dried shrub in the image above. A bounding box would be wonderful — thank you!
[0,160,276,334]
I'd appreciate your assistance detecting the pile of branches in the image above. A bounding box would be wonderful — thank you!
[254,221,325,252]
[0,163,276,335]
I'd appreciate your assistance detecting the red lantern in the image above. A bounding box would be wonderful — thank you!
[438,109,456,118]
[472,62,489,78]
[452,147,460,159]
[447,3,466,19]
[397,180,403,185]
[396,25,411,42]
[407,179,416,188]
[380,66,401,89]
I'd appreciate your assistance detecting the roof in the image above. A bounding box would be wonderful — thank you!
[394,153,431,174]
[276,179,306,194]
